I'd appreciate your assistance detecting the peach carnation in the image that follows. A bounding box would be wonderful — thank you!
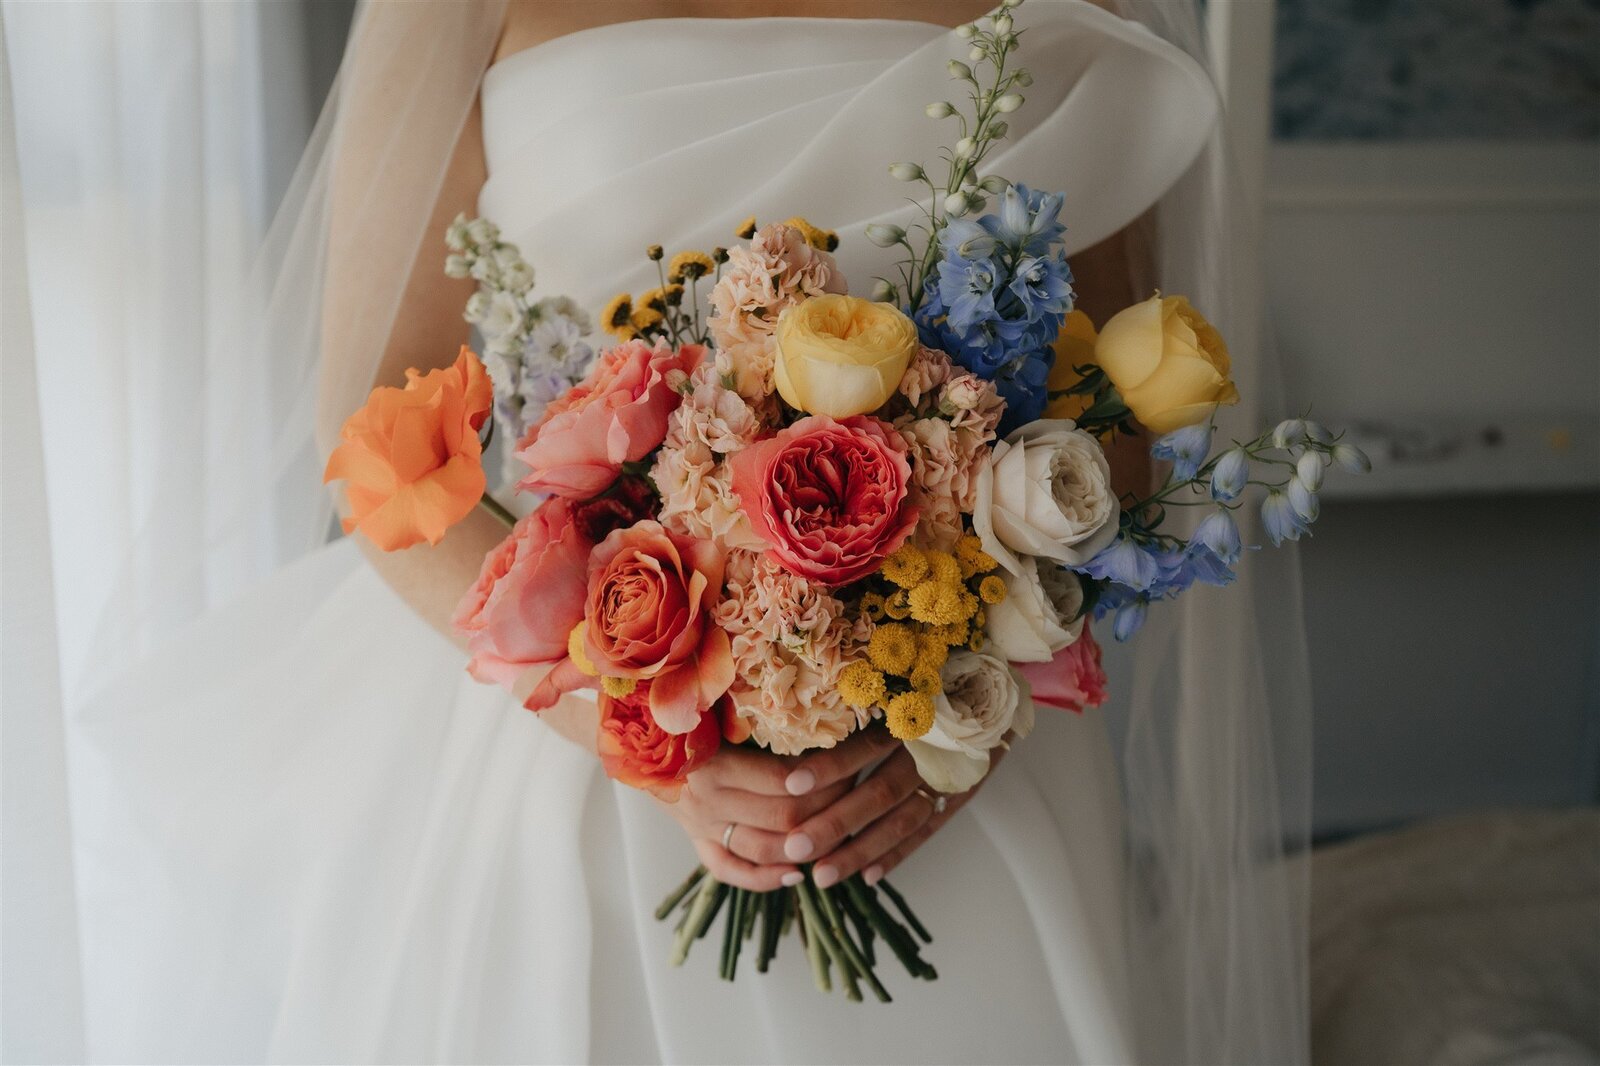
[652,362,767,551]
[897,346,953,409]
[708,223,846,399]
[712,551,872,755]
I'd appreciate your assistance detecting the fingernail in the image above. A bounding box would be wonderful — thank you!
[781,871,804,887]
[813,864,840,888]
[785,769,815,795]
[784,833,814,861]
[864,864,884,886]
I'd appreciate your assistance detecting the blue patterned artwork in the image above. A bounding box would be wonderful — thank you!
[1274,0,1600,139]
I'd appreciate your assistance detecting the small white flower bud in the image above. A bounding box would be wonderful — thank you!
[969,45,985,62]
[1015,69,1034,88]
[994,93,1024,113]
[925,101,955,119]
[465,218,497,246]
[979,174,1011,193]
[464,292,488,322]
[1332,442,1372,474]
[444,213,470,251]
[1296,451,1325,492]
[865,223,906,248]
[1273,418,1307,450]
[966,193,988,213]
[989,120,1009,139]
[948,59,973,81]
[444,254,471,279]
[955,23,977,39]
[888,161,927,181]
[954,136,976,158]
[870,278,896,302]
[993,14,1013,34]
[945,190,973,216]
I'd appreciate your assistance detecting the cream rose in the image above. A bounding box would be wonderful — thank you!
[985,557,1085,663]
[972,419,1120,574]
[906,650,1035,793]
[773,294,919,417]
[1095,294,1239,434]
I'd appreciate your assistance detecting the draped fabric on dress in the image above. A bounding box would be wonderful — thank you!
[43,4,1311,1063]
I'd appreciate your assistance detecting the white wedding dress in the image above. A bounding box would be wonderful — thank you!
[68,7,1223,1063]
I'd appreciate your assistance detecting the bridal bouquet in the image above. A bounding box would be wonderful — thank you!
[325,0,1365,1002]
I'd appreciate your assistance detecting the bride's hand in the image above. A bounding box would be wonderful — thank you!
[780,728,1006,889]
[656,746,852,892]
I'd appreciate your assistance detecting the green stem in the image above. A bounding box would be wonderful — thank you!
[655,865,706,921]
[478,492,517,529]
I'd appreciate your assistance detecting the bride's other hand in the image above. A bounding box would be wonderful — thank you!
[656,747,851,892]
[782,729,1006,889]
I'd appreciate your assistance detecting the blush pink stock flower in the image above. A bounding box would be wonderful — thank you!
[730,414,919,586]
[515,339,704,498]
[1015,623,1108,714]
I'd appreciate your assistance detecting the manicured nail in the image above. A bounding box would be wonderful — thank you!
[785,769,815,795]
[781,871,805,887]
[784,833,814,861]
[813,864,840,888]
[864,865,884,886]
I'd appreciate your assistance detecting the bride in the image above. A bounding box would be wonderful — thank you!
[57,1,1313,1062]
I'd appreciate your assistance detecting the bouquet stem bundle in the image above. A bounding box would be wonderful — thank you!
[657,866,935,1001]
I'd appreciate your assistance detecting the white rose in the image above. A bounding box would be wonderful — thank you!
[985,557,1085,663]
[906,650,1035,793]
[972,418,1119,574]
[480,291,522,340]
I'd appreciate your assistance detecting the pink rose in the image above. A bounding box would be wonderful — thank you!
[1016,623,1108,714]
[730,414,919,586]
[515,339,704,498]
[453,497,592,691]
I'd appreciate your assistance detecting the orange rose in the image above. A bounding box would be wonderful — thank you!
[323,347,493,551]
[596,682,722,799]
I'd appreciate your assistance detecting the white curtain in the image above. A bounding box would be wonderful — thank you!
[1,3,316,1059]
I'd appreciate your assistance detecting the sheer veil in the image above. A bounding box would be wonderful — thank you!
[55,1,1310,1062]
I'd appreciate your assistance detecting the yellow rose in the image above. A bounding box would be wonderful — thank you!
[773,294,918,417]
[1042,309,1098,420]
[1094,294,1239,434]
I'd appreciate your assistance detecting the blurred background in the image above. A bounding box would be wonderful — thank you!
[4,0,1597,1063]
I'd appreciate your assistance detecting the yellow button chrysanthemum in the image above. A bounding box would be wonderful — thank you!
[925,550,962,586]
[567,622,599,677]
[867,623,918,676]
[601,293,635,338]
[885,691,935,741]
[909,665,942,694]
[884,589,913,620]
[735,216,758,240]
[668,250,716,282]
[914,631,949,673]
[601,676,638,698]
[978,575,1007,605]
[629,306,664,332]
[880,543,929,588]
[908,580,977,626]
[955,534,999,578]
[839,660,888,708]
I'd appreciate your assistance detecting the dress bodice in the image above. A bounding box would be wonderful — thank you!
[477,2,1217,317]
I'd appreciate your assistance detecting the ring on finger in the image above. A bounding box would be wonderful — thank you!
[721,821,739,850]
[913,787,947,815]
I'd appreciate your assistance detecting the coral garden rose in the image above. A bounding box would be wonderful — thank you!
[973,419,1120,574]
[515,338,704,498]
[324,346,492,551]
[730,414,919,586]
[452,496,592,691]
[596,682,722,799]
[1016,622,1107,713]
[547,521,735,734]
[1094,294,1238,434]
[773,294,919,418]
